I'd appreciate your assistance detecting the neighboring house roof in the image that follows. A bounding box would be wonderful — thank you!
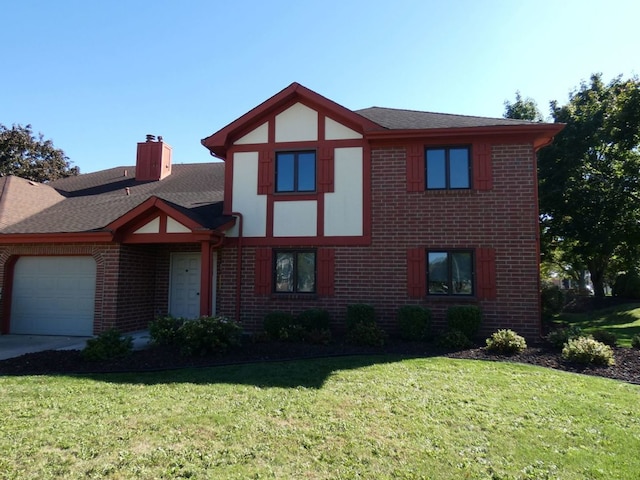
[355,107,537,130]
[0,163,228,234]
[0,176,66,229]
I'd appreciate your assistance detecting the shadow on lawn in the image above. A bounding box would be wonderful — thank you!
[79,353,428,389]
[582,311,639,328]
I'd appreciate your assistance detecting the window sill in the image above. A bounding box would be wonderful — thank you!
[270,293,318,300]
[425,295,478,302]
[423,189,476,195]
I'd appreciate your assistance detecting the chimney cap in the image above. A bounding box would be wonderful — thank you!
[146,134,156,142]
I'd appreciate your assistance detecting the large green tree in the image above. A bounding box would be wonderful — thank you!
[538,74,640,296]
[0,124,79,182]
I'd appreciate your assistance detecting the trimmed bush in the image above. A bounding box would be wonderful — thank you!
[591,329,617,347]
[302,328,332,345]
[345,322,386,347]
[397,305,432,341]
[446,306,482,340]
[437,329,473,350]
[263,311,296,340]
[346,304,376,329]
[345,304,385,346]
[546,325,582,350]
[179,316,242,356]
[562,337,615,366]
[485,329,527,355]
[82,329,133,361]
[296,308,331,331]
[541,284,565,319]
[264,309,332,343]
[632,334,640,349]
[149,315,185,346]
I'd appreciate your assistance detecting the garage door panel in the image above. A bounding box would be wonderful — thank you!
[11,257,96,336]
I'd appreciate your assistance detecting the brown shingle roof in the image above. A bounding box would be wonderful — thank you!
[355,107,537,130]
[0,176,66,229]
[0,163,227,234]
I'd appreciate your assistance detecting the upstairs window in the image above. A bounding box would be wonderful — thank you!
[428,250,473,295]
[274,250,316,293]
[426,147,470,189]
[276,151,316,192]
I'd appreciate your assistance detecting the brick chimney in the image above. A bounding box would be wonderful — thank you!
[136,134,172,181]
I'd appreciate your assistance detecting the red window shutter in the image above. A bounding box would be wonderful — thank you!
[257,150,273,195]
[473,143,493,191]
[406,248,426,298]
[317,249,335,296]
[406,145,425,192]
[476,248,496,300]
[254,248,272,295]
[318,147,334,193]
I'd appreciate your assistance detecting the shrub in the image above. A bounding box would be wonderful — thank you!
[345,304,385,346]
[612,272,640,299]
[296,308,331,331]
[263,311,296,340]
[264,310,332,343]
[346,304,376,330]
[446,306,482,340]
[437,329,473,350]
[546,325,582,350]
[632,335,640,349]
[302,328,333,345]
[541,284,565,319]
[485,329,527,355]
[82,329,133,361]
[562,336,615,366]
[397,305,432,341]
[591,329,617,347]
[178,316,242,356]
[345,322,386,347]
[149,315,185,346]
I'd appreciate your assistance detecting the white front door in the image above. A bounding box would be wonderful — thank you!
[169,253,201,319]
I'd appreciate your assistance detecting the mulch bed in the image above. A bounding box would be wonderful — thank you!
[1,340,639,385]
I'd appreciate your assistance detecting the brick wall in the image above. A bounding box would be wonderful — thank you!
[114,245,157,332]
[216,143,541,339]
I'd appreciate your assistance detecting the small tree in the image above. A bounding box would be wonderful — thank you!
[504,91,544,121]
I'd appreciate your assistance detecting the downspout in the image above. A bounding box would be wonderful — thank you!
[230,212,243,323]
[200,233,225,317]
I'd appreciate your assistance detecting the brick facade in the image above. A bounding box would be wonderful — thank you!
[215,143,542,339]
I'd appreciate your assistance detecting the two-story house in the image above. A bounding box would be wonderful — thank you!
[0,83,562,338]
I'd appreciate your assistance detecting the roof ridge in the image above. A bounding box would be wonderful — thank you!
[356,106,531,123]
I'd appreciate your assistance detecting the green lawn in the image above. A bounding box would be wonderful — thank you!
[556,303,640,346]
[1,357,639,479]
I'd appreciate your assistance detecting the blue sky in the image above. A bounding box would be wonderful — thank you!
[2,0,638,173]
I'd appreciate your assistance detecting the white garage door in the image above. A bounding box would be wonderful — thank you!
[11,256,96,336]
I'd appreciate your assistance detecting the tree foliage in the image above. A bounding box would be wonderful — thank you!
[538,74,640,296]
[504,91,544,121]
[0,124,78,182]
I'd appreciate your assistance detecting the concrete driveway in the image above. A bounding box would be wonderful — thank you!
[0,335,91,361]
[0,332,150,361]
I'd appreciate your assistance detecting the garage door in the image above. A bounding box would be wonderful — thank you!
[11,256,96,336]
